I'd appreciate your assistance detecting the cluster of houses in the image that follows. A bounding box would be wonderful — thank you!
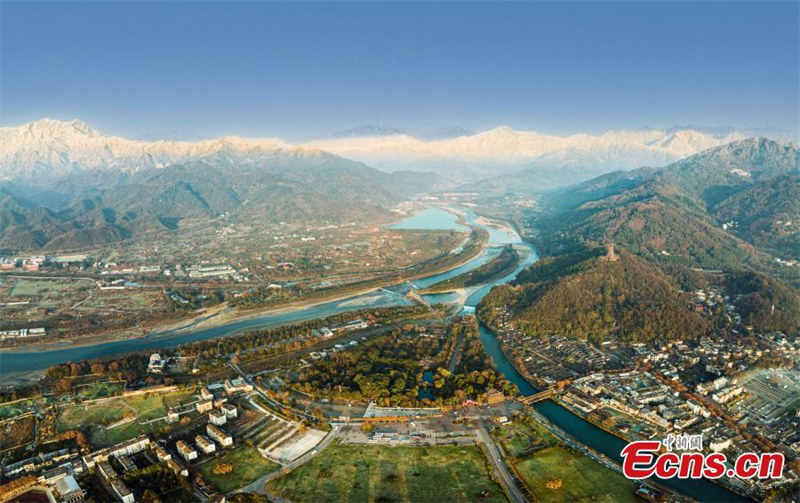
[0,327,45,341]
[0,255,48,271]
[173,424,234,464]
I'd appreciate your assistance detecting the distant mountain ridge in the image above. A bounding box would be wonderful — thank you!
[0,118,290,181]
[0,119,455,252]
[306,125,795,183]
[1,119,794,184]
[536,138,800,271]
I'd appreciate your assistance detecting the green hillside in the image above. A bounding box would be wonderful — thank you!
[484,139,800,343]
[481,250,712,343]
[0,152,447,252]
[533,139,799,277]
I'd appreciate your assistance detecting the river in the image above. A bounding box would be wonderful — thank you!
[390,207,745,501]
[0,206,747,501]
[0,207,507,376]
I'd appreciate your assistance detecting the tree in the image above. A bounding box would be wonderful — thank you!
[142,490,161,503]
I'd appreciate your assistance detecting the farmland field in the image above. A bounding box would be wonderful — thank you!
[265,444,505,503]
[493,418,639,502]
[8,279,80,297]
[2,278,93,313]
[0,276,169,343]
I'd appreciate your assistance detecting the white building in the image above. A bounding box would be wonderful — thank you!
[176,441,198,461]
[207,424,233,447]
[196,399,213,413]
[153,445,171,462]
[110,478,134,503]
[221,404,238,419]
[224,378,253,394]
[209,410,227,426]
[147,354,165,373]
[195,435,216,454]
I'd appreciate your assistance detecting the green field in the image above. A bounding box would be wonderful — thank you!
[8,279,79,297]
[493,418,640,502]
[493,417,558,457]
[196,445,280,493]
[0,399,38,420]
[514,446,640,502]
[265,444,505,503]
[57,389,196,446]
[74,381,125,400]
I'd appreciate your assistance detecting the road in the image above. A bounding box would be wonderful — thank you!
[476,420,528,503]
[230,361,319,423]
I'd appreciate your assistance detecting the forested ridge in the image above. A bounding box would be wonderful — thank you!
[479,139,800,344]
[481,250,711,343]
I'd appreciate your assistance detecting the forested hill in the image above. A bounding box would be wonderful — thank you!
[479,249,712,343]
[0,152,449,252]
[532,138,800,281]
[481,138,800,344]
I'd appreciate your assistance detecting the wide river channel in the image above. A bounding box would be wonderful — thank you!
[0,206,745,501]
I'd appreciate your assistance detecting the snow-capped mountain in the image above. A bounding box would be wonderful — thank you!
[0,118,290,180]
[306,126,755,180]
[0,118,790,185]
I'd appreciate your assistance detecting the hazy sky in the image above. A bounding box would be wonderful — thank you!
[2,1,798,139]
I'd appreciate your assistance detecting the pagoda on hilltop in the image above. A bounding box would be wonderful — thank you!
[604,243,619,262]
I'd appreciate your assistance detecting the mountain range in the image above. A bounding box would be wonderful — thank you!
[481,138,800,341]
[307,125,795,184]
[2,119,795,185]
[0,120,454,251]
[538,138,800,265]
[1,120,798,254]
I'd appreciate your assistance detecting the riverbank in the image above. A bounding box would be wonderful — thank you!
[476,320,749,502]
[0,207,497,386]
[552,385,752,501]
[420,245,519,294]
[0,214,488,356]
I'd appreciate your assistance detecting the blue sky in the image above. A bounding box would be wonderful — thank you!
[1,1,798,139]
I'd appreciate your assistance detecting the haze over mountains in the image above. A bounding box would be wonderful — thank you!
[1,119,797,254]
[0,119,453,251]
[2,119,795,186]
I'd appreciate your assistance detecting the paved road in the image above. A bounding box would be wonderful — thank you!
[476,420,528,503]
[231,361,319,423]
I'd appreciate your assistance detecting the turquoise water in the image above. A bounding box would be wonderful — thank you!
[0,207,489,375]
[387,207,469,231]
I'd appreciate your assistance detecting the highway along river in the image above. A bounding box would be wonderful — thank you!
[0,206,746,501]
